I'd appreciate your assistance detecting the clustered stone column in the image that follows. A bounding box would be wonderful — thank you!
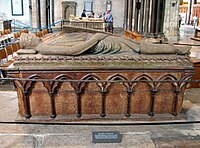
[163,0,180,41]
[124,0,181,41]
[29,0,55,31]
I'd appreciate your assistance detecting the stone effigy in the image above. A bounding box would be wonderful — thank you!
[7,26,194,122]
[18,28,189,56]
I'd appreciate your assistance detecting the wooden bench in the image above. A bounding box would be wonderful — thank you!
[13,29,29,39]
[124,30,141,42]
[0,43,20,78]
[189,57,200,88]
[0,29,11,36]
[0,48,10,78]
[35,29,49,38]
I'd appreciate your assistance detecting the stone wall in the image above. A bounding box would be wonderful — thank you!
[0,0,30,28]
[31,0,37,29]
[57,0,125,28]
[0,0,181,41]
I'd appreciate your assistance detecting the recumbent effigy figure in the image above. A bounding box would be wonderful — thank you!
[18,26,190,57]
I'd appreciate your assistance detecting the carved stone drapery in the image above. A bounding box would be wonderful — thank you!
[61,1,77,21]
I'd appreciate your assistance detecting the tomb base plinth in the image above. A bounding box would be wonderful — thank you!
[7,54,194,122]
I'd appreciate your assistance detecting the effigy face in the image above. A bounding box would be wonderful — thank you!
[7,26,194,122]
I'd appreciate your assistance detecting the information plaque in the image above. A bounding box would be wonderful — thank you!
[92,131,122,143]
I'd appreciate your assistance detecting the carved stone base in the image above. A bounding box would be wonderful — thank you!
[15,113,187,123]
[8,62,193,122]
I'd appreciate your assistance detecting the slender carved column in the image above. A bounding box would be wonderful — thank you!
[144,0,150,33]
[139,0,145,33]
[150,0,157,33]
[125,89,133,117]
[51,0,55,26]
[49,92,56,118]
[158,0,165,35]
[46,0,52,32]
[37,0,41,30]
[172,89,180,116]
[149,89,157,116]
[155,0,161,34]
[23,91,31,119]
[124,0,129,30]
[100,90,107,117]
[134,0,140,32]
[46,0,49,29]
[48,0,52,32]
[76,91,82,117]
[128,0,133,31]
[187,0,194,24]
[29,0,32,29]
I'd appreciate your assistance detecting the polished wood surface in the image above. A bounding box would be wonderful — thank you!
[190,57,200,88]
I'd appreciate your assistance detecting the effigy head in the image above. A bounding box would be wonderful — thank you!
[19,33,41,49]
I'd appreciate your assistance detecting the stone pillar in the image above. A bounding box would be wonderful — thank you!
[37,0,42,30]
[47,0,52,32]
[150,0,157,33]
[46,0,49,29]
[51,0,55,26]
[134,0,139,32]
[31,0,37,29]
[54,0,62,24]
[163,0,180,41]
[155,0,161,34]
[128,0,133,31]
[29,0,33,29]
[187,0,194,24]
[124,0,128,30]
[139,0,145,33]
[129,0,166,38]
[157,0,165,35]
[144,0,150,34]
[45,0,52,31]
[40,0,46,29]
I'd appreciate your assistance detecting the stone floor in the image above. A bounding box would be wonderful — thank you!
[179,25,200,46]
[0,24,200,147]
[0,89,200,148]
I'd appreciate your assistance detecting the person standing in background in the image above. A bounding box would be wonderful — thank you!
[179,15,182,28]
[193,14,198,29]
[88,11,95,18]
[81,9,87,17]
[104,10,113,33]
